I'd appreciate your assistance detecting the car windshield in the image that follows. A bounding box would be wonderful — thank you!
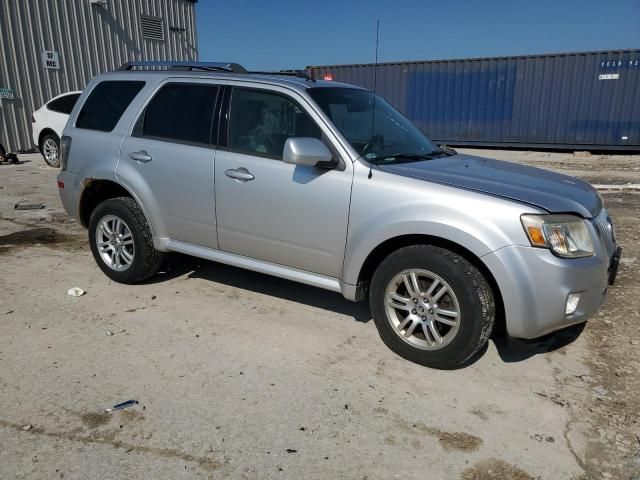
[308,87,441,163]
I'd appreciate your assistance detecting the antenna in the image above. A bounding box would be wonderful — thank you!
[368,19,380,179]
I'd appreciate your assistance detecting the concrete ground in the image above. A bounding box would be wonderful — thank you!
[0,150,639,480]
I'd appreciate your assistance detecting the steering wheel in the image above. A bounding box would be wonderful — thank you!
[361,134,384,157]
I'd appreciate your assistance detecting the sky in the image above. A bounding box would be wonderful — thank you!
[196,0,640,71]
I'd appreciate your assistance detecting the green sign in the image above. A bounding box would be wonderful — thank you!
[0,87,14,99]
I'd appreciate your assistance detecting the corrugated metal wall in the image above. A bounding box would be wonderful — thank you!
[309,50,640,150]
[0,0,198,152]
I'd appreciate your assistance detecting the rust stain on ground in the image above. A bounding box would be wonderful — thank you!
[438,430,483,452]
[119,409,145,422]
[0,419,220,471]
[461,458,534,480]
[396,418,483,452]
[0,228,85,254]
[79,411,111,429]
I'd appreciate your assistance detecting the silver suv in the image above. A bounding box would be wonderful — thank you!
[57,61,621,369]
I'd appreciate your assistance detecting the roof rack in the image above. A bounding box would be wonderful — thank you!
[117,61,248,74]
[249,69,316,82]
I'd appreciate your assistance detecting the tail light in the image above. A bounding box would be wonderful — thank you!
[59,135,72,170]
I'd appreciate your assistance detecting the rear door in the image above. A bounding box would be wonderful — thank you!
[117,79,220,248]
[214,84,353,278]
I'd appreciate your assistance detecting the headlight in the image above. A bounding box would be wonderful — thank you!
[521,214,594,258]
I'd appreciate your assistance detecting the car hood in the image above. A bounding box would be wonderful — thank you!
[377,154,602,218]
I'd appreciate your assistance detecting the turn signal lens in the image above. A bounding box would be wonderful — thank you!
[526,226,546,247]
[521,215,546,247]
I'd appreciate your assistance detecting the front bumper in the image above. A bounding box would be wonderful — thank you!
[483,242,614,339]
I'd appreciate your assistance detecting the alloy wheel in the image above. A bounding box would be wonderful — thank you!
[95,215,135,271]
[42,137,58,164]
[384,269,461,350]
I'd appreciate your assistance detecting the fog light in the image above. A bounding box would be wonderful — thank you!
[566,293,581,315]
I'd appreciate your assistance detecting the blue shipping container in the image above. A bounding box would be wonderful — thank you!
[309,50,640,151]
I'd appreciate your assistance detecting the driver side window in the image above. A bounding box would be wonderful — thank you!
[228,88,322,160]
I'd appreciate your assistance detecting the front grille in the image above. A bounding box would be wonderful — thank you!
[592,208,616,256]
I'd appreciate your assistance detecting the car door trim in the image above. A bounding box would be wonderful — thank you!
[163,238,343,293]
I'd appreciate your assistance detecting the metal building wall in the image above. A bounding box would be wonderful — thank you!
[0,0,198,152]
[309,50,640,151]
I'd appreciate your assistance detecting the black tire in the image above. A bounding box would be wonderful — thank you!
[88,197,162,284]
[370,245,495,369]
[0,143,6,159]
[40,133,60,167]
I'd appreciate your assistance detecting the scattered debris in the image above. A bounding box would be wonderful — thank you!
[105,400,139,412]
[151,295,157,300]
[67,287,86,297]
[22,424,32,431]
[573,151,592,157]
[285,448,298,453]
[631,340,639,346]
[14,202,46,210]
[3,310,13,315]
[1,153,20,164]
[592,386,609,398]
[105,329,125,336]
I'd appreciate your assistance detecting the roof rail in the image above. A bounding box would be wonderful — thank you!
[117,61,248,74]
[249,69,316,82]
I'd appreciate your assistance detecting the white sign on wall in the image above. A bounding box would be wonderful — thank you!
[42,50,60,70]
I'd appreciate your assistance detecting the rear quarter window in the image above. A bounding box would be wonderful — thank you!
[76,81,145,132]
[47,93,81,115]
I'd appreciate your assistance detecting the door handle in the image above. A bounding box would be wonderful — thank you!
[225,167,255,182]
[129,150,152,163]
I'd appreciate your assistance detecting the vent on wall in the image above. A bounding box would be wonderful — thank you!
[140,15,165,41]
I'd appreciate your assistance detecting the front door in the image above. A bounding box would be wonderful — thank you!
[118,80,220,248]
[214,86,352,278]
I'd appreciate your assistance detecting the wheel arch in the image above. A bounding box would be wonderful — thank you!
[38,128,59,149]
[352,234,505,333]
[78,179,154,238]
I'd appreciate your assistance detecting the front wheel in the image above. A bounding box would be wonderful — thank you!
[88,197,162,284]
[370,245,495,369]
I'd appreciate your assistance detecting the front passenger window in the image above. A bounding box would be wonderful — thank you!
[228,88,321,159]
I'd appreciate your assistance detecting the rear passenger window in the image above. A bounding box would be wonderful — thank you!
[76,81,144,132]
[47,93,80,115]
[139,83,218,145]
[228,88,321,159]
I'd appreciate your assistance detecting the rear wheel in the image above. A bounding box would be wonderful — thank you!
[40,133,60,167]
[88,197,162,284]
[0,143,6,159]
[370,245,495,369]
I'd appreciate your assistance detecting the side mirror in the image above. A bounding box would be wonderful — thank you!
[283,137,333,167]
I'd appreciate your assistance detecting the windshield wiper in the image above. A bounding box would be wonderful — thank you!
[372,151,448,164]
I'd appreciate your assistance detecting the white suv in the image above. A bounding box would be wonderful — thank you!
[32,91,81,167]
